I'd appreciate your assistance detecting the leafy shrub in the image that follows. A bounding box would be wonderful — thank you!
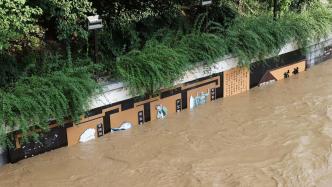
[115,4,332,94]
[0,61,98,147]
[226,3,332,66]
[116,41,189,95]
[177,33,228,65]
[0,54,21,88]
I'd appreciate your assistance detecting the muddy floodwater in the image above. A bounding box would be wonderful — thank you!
[2,60,332,187]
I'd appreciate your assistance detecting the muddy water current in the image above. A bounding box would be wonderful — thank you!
[2,60,332,187]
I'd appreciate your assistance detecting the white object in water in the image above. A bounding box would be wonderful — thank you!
[119,122,132,130]
[79,128,96,143]
[190,96,195,110]
[111,122,132,132]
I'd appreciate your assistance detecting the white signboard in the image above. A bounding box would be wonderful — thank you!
[88,15,103,30]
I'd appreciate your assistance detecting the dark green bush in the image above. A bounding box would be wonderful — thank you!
[226,4,332,66]
[115,4,332,95]
[177,33,228,65]
[0,60,99,147]
[0,54,20,88]
[116,41,189,95]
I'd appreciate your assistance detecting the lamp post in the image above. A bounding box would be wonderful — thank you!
[201,0,212,21]
[87,15,103,63]
[273,0,279,20]
[201,0,212,6]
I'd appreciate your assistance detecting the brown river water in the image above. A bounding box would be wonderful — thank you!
[1,60,332,187]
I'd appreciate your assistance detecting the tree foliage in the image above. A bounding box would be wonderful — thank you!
[0,0,42,52]
[33,0,95,42]
[116,41,189,95]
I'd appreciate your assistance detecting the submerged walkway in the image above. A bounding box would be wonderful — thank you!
[1,60,332,186]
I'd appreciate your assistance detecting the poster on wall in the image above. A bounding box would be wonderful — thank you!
[156,105,168,119]
[223,67,250,97]
[189,91,209,110]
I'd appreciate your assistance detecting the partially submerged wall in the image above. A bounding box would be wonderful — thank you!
[4,36,332,164]
[88,35,332,110]
[87,41,300,110]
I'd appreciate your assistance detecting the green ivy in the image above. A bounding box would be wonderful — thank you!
[116,41,189,95]
[227,3,332,66]
[115,4,332,95]
[0,65,98,147]
[178,33,228,65]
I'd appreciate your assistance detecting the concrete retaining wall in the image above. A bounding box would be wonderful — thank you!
[306,37,332,67]
[88,36,332,110]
